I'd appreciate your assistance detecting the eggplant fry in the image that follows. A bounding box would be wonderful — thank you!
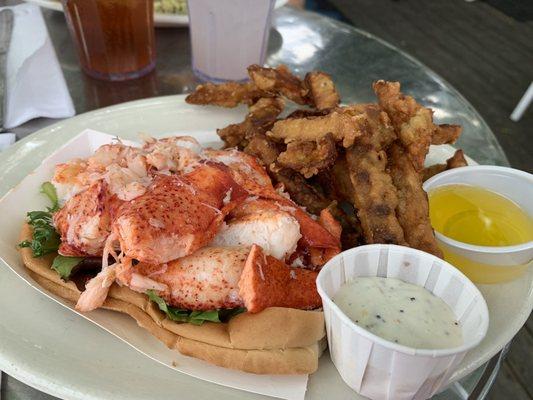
[185,82,268,108]
[422,149,468,182]
[287,109,330,119]
[432,124,462,145]
[317,155,354,201]
[217,123,249,149]
[185,66,466,256]
[304,71,340,110]
[248,64,308,105]
[248,97,286,123]
[269,166,331,215]
[346,143,407,245]
[388,143,443,257]
[277,134,337,178]
[326,201,364,249]
[217,97,284,149]
[339,104,396,149]
[243,133,281,166]
[268,111,365,147]
[373,80,435,171]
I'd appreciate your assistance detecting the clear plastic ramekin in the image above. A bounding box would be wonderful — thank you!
[316,244,489,400]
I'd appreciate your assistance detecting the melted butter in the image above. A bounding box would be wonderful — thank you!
[428,184,533,247]
[333,277,463,349]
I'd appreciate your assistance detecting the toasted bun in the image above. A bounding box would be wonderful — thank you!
[19,223,325,374]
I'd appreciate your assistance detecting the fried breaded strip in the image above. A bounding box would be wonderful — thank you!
[287,109,329,119]
[446,148,468,168]
[373,80,435,171]
[317,105,400,246]
[218,123,249,149]
[345,143,407,245]
[316,155,354,202]
[304,71,340,110]
[218,97,285,148]
[325,201,364,249]
[277,134,337,178]
[249,97,286,124]
[185,82,268,108]
[388,143,443,257]
[317,152,388,249]
[268,111,365,147]
[339,103,397,149]
[248,64,308,104]
[422,149,468,182]
[243,133,281,165]
[432,124,462,145]
[269,166,331,215]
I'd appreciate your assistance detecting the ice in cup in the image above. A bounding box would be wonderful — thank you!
[61,0,156,81]
[187,0,276,82]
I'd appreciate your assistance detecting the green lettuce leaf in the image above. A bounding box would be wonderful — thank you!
[19,182,62,257]
[51,255,84,280]
[40,182,59,212]
[146,290,246,325]
[19,210,60,257]
[19,182,86,282]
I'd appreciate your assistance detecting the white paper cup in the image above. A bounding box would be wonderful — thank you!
[423,166,533,284]
[316,244,489,400]
[187,0,275,82]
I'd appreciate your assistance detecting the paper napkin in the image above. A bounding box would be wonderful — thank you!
[1,3,75,129]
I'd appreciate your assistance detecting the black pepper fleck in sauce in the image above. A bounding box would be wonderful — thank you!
[332,277,463,349]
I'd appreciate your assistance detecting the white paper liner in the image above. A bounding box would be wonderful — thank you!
[316,245,489,400]
[0,129,309,400]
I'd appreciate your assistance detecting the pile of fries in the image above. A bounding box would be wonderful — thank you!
[186,65,468,258]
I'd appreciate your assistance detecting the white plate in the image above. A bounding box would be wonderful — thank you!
[23,0,289,27]
[0,95,531,400]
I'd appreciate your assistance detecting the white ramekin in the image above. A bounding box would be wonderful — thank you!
[423,166,533,283]
[316,244,489,400]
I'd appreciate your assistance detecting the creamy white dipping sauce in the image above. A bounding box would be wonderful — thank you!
[332,277,463,349]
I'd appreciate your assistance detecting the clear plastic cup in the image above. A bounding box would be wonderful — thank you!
[61,0,156,81]
[187,0,275,82]
[424,166,533,284]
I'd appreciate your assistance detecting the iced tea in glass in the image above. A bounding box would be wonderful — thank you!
[61,0,156,81]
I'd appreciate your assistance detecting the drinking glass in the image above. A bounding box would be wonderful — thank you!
[187,0,275,82]
[61,0,156,81]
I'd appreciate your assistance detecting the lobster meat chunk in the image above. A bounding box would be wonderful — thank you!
[54,181,120,257]
[238,245,322,313]
[112,244,321,314]
[115,247,249,311]
[112,165,247,265]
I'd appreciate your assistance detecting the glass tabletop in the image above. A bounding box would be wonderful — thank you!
[14,7,508,169]
[4,5,510,400]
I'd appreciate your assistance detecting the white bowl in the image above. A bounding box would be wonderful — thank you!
[423,166,533,283]
[316,245,489,400]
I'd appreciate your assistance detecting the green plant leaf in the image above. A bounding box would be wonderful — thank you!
[18,182,63,257]
[19,210,60,257]
[51,255,84,280]
[40,181,59,212]
[146,290,246,325]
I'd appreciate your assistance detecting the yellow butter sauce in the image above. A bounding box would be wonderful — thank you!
[428,184,533,247]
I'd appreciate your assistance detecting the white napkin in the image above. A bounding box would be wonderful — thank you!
[2,4,75,129]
